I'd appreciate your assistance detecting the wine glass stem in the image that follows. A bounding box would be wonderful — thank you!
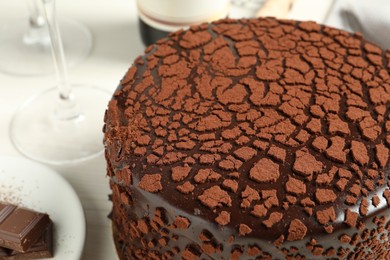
[26,0,45,28]
[41,0,79,119]
[24,0,52,47]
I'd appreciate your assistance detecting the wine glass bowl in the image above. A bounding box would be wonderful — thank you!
[10,85,110,165]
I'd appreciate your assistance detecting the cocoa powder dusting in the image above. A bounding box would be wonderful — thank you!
[104,17,390,260]
[287,219,307,241]
[138,174,162,193]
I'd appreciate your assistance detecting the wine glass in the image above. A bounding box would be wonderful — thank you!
[10,0,110,165]
[0,0,92,76]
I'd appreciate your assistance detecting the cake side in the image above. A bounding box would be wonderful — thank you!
[104,17,390,259]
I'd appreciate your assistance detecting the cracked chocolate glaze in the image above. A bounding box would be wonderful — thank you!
[104,17,390,259]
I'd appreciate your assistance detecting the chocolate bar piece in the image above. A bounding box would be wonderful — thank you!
[0,203,50,252]
[0,222,54,259]
[0,247,9,258]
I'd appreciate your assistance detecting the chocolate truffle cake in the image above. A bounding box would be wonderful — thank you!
[104,17,390,259]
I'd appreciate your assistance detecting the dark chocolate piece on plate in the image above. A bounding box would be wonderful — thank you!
[0,203,50,252]
[0,247,10,258]
[3,222,54,260]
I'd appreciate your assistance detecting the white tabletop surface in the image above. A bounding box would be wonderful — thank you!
[0,1,334,259]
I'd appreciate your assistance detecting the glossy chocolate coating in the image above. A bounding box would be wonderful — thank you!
[104,17,390,259]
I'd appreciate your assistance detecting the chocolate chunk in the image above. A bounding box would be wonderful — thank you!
[0,222,54,259]
[0,203,51,252]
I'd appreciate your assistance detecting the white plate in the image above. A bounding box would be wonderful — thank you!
[0,156,85,260]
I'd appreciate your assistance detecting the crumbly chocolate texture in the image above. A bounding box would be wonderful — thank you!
[104,17,390,259]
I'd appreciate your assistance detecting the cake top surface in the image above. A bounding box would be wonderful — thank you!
[104,17,390,243]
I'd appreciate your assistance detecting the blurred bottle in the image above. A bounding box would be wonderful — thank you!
[137,0,230,46]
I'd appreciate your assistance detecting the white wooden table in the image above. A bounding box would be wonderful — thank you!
[0,1,333,259]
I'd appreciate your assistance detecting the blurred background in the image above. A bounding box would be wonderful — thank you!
[0,0,388,82]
